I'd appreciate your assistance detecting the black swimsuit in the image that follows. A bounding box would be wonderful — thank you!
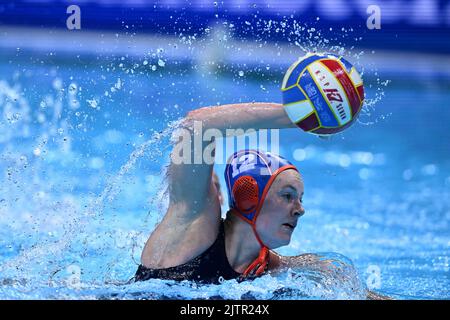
[134,220,241,284]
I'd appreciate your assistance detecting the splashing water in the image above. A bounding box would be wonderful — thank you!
[0,74,179,291]
[0,121,176,289]
[1,16,447,300]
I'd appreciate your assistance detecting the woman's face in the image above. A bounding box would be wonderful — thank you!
[255,169,305,249]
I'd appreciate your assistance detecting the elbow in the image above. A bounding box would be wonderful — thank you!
[186,107,210,123]
[186,109,201,120]
[181,109,202,131]
[182,107,213,132]
[185,110,196,123]
[170,109,204,144]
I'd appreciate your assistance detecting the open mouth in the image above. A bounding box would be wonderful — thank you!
[282,223,296,230]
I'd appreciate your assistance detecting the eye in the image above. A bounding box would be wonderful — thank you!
[283,193,293,201]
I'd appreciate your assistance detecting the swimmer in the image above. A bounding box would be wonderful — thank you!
[135,102,390,300]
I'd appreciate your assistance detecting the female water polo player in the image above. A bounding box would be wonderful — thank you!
[135,102,388,299]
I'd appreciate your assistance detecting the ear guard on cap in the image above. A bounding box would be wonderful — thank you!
[231,176,259,214]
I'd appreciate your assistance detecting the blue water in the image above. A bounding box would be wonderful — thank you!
[0,47,449,300]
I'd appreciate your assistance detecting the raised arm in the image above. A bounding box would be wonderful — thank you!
[141,102,296,268]
[168,102,296,219]
[185,102,296,132]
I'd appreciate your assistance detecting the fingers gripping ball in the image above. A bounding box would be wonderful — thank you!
[281,53,365,135]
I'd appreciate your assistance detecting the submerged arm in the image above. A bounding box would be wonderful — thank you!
[270,254,393,300]
[366,290,393,300]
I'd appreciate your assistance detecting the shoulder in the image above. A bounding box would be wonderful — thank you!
[267,250,283,270]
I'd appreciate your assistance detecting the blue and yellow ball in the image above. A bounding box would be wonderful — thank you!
[281,53,365,135]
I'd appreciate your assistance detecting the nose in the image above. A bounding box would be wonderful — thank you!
[292,198,305,217]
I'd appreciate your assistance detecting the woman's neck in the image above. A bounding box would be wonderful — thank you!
[223,217,263,273]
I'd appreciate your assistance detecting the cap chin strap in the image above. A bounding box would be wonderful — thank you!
[232,209,269,278]
[242,225,269,278]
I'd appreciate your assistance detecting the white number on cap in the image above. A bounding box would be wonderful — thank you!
[231,153,256,178]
